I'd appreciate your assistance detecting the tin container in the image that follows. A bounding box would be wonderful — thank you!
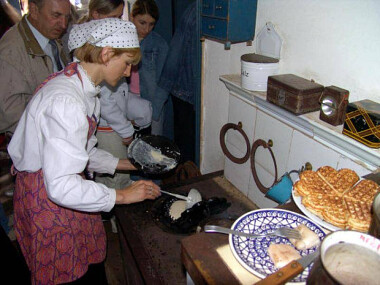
[241,54,279,91]
[369,192,380,239]
[267,74,324,115]
[308,231,380,284]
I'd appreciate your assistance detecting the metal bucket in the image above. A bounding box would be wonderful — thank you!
[308,230,380,284]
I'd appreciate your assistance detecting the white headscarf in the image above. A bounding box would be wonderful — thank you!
[68,18,139,52]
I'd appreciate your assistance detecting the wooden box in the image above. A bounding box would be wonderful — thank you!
[266,74,324,115]
[343,100,380,148]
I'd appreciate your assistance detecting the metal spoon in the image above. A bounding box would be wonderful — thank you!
[160,188,202,209]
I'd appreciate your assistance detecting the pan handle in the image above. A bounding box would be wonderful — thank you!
[255,261,304,285]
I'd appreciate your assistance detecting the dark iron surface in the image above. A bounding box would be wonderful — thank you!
[114,173,257,284]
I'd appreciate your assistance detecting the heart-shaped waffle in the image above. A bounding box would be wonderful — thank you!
[298,166,379,232]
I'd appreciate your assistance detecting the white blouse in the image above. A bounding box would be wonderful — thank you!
[8,64,118,212]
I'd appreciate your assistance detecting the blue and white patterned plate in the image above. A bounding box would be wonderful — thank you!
[229,209,326,284]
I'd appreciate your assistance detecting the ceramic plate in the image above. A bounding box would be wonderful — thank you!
[229,209,326,284]
[292,191,340,232]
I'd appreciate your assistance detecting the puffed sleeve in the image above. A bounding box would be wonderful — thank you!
[38,96,116,212]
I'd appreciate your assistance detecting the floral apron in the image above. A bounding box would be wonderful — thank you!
[13,63,106,284]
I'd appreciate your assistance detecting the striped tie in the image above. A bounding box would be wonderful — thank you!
[49,40,63,71]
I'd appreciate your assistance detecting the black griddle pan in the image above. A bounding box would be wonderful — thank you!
[127,135,181,175]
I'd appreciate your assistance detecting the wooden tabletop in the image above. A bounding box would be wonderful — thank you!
[181,200,302,284]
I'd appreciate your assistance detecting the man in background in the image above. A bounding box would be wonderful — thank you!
[0,0,70,134]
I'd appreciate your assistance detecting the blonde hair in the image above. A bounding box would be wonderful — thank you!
[74,43,141,65]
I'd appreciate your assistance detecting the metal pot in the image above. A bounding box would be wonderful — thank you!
[369,192,380,239]
[308,230,380,284]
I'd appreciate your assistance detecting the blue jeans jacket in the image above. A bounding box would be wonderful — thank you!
[139,31,169,121]
[158,2,196,105]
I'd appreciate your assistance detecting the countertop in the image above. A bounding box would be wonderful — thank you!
[219,74,380,170]
[114,172,259,284]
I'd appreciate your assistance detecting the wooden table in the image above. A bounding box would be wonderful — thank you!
[181,201,301,284]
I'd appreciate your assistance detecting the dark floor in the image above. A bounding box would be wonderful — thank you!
[104,219,126,285]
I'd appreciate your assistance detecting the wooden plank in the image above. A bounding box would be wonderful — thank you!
[181,232,239,285]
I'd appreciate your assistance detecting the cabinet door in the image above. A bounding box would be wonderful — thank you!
[201,17,227,40]
[254,110,293,177]
[201,0,214,16]
[224,95,256,195]
[214,0,228,18]
[287,130,341,172]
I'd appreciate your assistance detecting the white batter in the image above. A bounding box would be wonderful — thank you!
[130,139,178,171]
[169,200,187,220]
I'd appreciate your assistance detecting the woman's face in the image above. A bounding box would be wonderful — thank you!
[91,3,124,20]
[103,52,135,86]
[131,13,156,40]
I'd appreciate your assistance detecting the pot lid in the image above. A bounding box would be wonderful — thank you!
[255,22,282,59]
[241,53,279,63]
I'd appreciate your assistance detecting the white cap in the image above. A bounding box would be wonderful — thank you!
[68,18,139,52]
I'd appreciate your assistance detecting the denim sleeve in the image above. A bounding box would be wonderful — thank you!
[158,32,183,93]
[151,43,170,121]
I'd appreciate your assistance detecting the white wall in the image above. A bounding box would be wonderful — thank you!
[201,0,380,174]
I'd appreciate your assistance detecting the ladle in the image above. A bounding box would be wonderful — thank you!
[160,188,202,209]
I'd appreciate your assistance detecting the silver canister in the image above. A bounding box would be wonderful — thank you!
[369,191,380,238]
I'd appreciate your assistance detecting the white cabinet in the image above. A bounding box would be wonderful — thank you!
[224,95,256,195]
[220,74,377,208]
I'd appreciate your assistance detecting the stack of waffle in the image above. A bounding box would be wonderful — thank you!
[294,166,379,232]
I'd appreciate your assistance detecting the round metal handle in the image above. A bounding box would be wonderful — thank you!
[250,139,278,194]
[220,122,251,164]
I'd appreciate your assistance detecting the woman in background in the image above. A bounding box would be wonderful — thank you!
[8,18,160,284]
[79,0,124,23]
[62,0,124,59]
[158,2,197,163]
[130,0,169,136]
[77,0,153,191]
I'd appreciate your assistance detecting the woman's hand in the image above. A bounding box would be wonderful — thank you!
[116,158,137,171]
[115,180,161,204]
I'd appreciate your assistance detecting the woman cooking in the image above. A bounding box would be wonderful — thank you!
[80,0,153,190]
[7,18,161,284]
